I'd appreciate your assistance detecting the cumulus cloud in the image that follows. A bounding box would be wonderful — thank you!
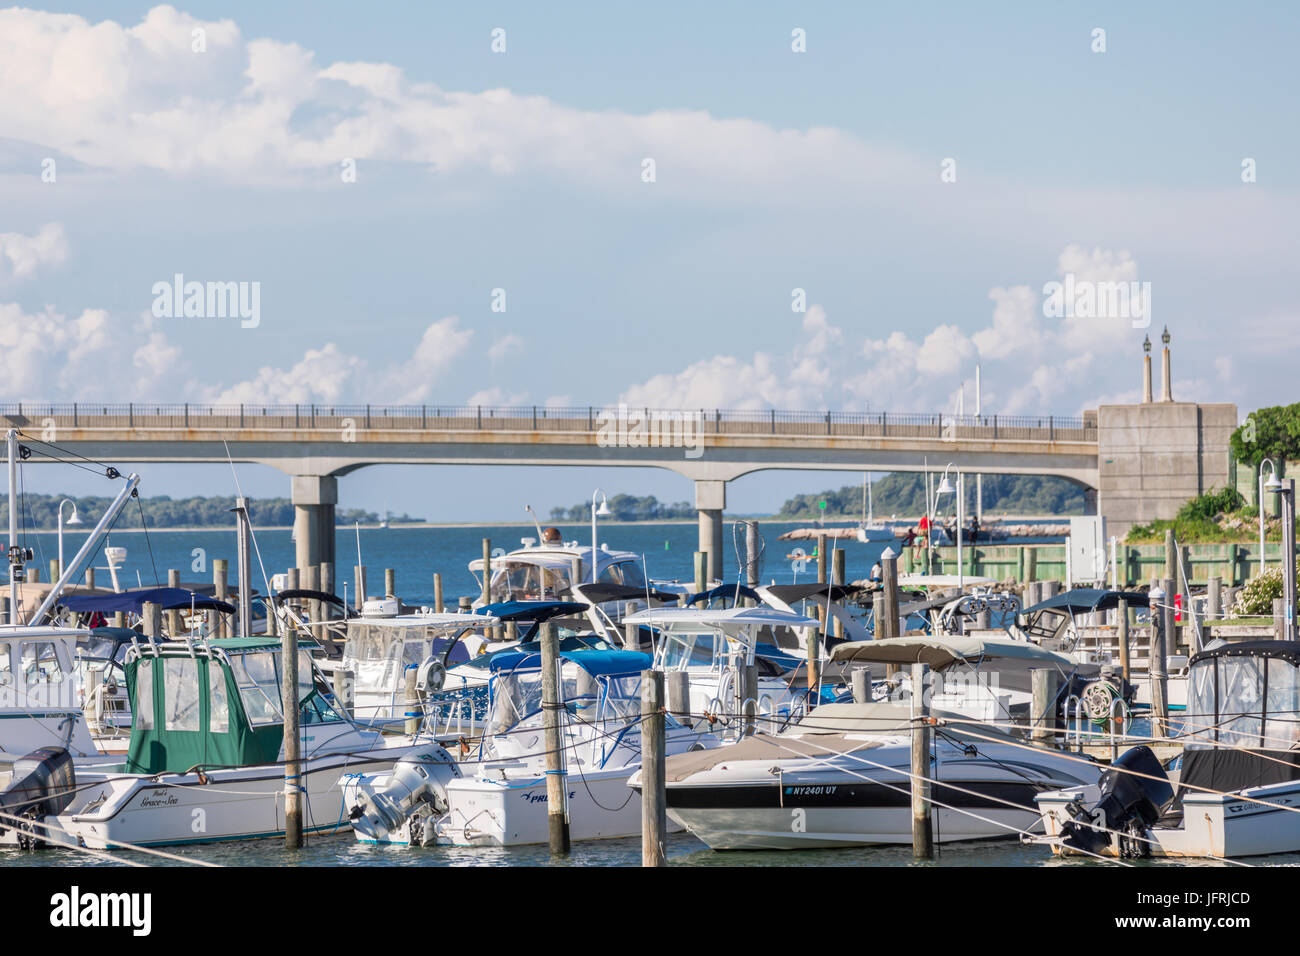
[487,333,523,364]
[0,223,68,281]
[0,5,909,196]
[619,247,1156,416]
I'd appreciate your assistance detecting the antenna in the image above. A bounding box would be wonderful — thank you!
[354,521,366,605]
[524,504,544,541]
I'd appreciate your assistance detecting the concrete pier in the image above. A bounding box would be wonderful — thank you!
[695,479,725,582]
[292,474,337,571]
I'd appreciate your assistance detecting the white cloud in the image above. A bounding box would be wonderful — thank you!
[0,223,68,280]
[487,333,523,364]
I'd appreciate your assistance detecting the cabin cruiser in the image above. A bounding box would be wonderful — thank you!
[622,605,834,732]
[343,648,719,847]
[1036,640,1300,859]
[635,692,1102,850]
[469,542,652,608]
[0,636,441,849]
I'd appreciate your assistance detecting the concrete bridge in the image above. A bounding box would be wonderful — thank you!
[0,397,1235,579]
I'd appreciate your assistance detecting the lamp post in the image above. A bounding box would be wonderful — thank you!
[935,464,963,590]
[57,498,82,573]
[1260,458,1278,574]
[1265,473,1296,642]
[590,489,612,583]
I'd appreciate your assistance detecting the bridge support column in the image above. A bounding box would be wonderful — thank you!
[292,475,337,572]
[695,480,726,583]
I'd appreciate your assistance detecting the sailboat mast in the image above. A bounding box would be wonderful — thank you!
[7,429,18,624]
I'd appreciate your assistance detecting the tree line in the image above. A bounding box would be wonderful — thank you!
[0,494,418,530]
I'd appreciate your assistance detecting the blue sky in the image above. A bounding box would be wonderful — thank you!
[1,2,1295,519]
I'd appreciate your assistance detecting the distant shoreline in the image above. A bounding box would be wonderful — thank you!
[23,513,1074,533]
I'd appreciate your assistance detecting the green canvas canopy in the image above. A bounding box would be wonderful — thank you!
[123,643,323,775]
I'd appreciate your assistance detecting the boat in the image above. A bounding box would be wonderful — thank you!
[469,541,650,608]
[636,688,1103,850]
[342,648,719,847]
[1035,639,1300,859]
[1,635,443,849]
[622,605,834,730]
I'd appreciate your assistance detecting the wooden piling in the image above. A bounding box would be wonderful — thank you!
[458,595,472,613]
[852,667,871,704]
[1207,575,1222,622]
[831,548,846,639]
[740,663,758,737]
[433,573,444,613]
[641,668,666,867]
[911,661,933,859]
[666,670,690,723]
[623,602,641,651]
[213,558,229,639]
[384,567,396,599]
[49,558,60,585]
[353,565,367,609]
[404,665,420,736]
[540,620,570,855]
[1031,668,1058,747]
[282,614,302,849]
[84,568,95,590]
[141,601,162,641]
[166,568,181,637]
[1150,586,1170,738]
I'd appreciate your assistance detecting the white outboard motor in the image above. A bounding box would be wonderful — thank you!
[347,746,460,846]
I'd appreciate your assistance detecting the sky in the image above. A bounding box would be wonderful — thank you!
[0,2,1296,520]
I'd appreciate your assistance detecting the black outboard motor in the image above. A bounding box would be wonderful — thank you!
[1059,746,1173,858]
[0,747,76,850]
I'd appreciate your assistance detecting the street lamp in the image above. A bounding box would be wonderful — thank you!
[935,463,964,591]
[1260,458,1278,572]
[590,489,612,583]
[57,498,82,575]
[1265,474,1295,642]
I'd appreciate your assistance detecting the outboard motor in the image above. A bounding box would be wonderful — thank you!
[0,747,76,850]
[347,747,459,846]
[1058,746,1174,858]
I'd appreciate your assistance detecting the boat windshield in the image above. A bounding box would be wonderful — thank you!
[1185,654,1300,749]
[490,561,576,601]
[225,648,314,726]
[655,631,730,672]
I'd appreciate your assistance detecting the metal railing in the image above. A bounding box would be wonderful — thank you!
[0,403,1097,443]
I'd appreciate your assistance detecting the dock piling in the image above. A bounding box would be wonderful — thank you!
[911,662,933,859]
[540,620,570,855]
[641,668,666,867]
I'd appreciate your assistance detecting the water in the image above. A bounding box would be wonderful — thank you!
[31,520,1066,607]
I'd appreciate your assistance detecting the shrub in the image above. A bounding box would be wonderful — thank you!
[1232,566,1299,617]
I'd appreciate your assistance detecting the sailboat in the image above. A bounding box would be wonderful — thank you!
[855,472,894,543]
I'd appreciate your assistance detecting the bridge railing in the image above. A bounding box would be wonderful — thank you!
[0,403,1096,442]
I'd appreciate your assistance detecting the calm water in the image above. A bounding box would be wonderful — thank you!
[31,520,1067,607]
[11,519,1138,869]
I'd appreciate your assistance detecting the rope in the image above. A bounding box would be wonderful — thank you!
[0,804,220,866]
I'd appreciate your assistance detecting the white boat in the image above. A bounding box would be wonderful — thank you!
[637,698,1102,850]
[622,605,832,730]
[469,542,650,608]
[343,648,718,847]
[1036,639,1300,859]
[1,636,440,849]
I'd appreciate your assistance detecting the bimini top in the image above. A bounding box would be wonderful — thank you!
[475,600,589,622]
[61,586,235,615]
[488,648,654,678]
[622,605,822,633]
[1021,587,1149,616]
[569,583,680,604]
[1189,640,1300,669]
[686,584,762,607]
[828,636,1073,672]
[763,583,863,605]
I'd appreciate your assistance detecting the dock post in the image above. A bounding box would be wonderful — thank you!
[540,620,570,855]
[805,625,821,705]
[353,565,367,610]
[911,661,933,859]
[1164,529,1177,583]
[623,602,641,651]
[282,603,303,849]
[1031,668,1058,747]
[740,663,758,737]
[384,567,396,599]
[745,520,761,587]
[166,568,181,637]
[84,568,95,590]
[1149,586,1169,738]
[404,665,420,736]
[49,559,60,586]
[831,547,846,639]
[1117,598,1130,681]
[481,538,491,604]
[433,573,444,613]
[666,670,690,724]
[851,667,872,704]
[1207,575,1222,623]
[213,558,229,638]
[141,601,162,641]
[458,596,472,613]
[641,668,666,867]
[880,546,900,677]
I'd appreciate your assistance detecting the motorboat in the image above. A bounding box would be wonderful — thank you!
[469,542,650,608]
[343,648,719,847]
[1036,640,1300,859]
[0,635,441,849]
[621,605,834,732]
[636,695,1102,850]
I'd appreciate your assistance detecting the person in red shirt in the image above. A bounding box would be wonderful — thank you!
[915,514,930,560]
